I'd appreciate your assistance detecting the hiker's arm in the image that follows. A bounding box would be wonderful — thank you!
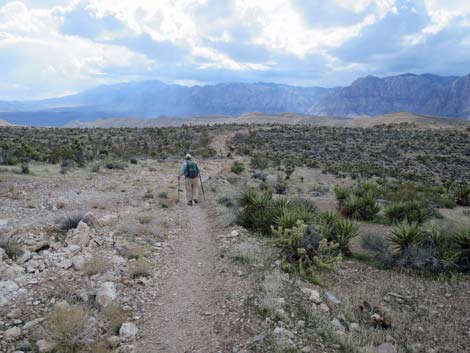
[179,162,186,177]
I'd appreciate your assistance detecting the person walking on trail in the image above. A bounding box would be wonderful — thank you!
[179,154,200,205]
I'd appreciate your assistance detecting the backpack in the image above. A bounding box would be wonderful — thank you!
[185,160,199,178]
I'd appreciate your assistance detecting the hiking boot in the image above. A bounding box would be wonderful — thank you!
[193,199,199,204]
[187,200,193,206]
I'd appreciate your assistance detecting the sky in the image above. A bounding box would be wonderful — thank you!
[1,0,470,100]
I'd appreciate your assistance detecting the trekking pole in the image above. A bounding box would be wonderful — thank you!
[177,176,180,202]
[199,173,205,200]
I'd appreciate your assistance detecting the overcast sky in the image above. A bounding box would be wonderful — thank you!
[1,0,469,100]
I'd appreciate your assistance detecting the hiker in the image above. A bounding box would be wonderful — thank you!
[179,154,200,205]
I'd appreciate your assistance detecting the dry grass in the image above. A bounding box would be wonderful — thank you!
[44,304,93,353]
[129,259,152,278]
[83,254,109,277]
[120,244,147,260]
[102,303,127,335]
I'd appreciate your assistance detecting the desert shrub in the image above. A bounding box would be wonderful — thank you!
[231,160,245,174]
[121,245,146,260]
[237,188,274,234]
[250,152,270,170]
[387,222,424,253]
[274,202,314,230]
[454,228,470,271]
[454,184,470,207]
[60,214,83,231]
[273,221,342,277]
[102,303,126,335]
[274,177,288,195]
[129,259,152,278]
[0,235,23,260]
[361,233,394,268]
[364,224,470,274]
[44,304,93,353]
[317,212,359,255]
[105,161,127,170]
[130,158,138,164]
[333,186,349,206]
[21,161,30,174]
[336,189,380,221]
[83,255,109,277]
[384,201,432,224]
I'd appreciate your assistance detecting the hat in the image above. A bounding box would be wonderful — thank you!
[185,153,192,160]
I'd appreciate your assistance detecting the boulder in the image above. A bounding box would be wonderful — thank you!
[0,280,19,305]
[16,340,32,351]
[1,263,26,278]
[96,282,117,307]
[16,251,32,265]
[119,322,138,341]
[66,221,91,248]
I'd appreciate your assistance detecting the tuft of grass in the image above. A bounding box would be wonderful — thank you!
[83,254,109,277]
[129,259,152,278]
[102,303,127,335]
[44,304,92,353]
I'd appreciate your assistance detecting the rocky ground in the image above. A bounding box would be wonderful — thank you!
[1,142,469,353]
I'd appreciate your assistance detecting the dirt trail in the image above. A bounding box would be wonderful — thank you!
[138,195,229,353]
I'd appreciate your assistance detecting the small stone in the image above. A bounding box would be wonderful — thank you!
[120,322,138,341]
[96,282,117,307]
[106,336,121,348]
[319,303,330,313]
[377,342,398,353]
[82,212,102,228]
[330,318,346,332]
[350,323,361,332]
[7,308,22,319]
[301,287,321,304]
[16,340,32,351]
[0,280,20,305]
[4,326,21,338]
[36,339,56,353]
[301,347,312,353]
[325,291,340,305]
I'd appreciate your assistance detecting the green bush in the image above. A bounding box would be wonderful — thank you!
[454,228,470,271]
[385,201,432,224]
[454,184,470,207]
[250,152,270,170]
[231,160,245,174]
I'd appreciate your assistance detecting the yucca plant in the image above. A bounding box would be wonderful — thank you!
[316,211,339,236]
[334,218,359,255]
[274,203,314,230]
[334,185,349,206]
[454,184,470,206]
[387,222,424,253]
[453,228,470,271]
[237,188,274,234]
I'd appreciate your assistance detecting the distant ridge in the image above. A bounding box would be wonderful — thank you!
[64,112,469,129]
[1,72,470,126]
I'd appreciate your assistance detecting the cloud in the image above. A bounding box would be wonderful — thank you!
[0,0,470,99]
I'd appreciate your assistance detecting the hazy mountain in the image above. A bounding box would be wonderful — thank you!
[0,81,331,126]
[1,73,470,126]
[310,73,470,118]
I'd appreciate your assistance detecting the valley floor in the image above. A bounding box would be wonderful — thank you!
[1,142,470,353]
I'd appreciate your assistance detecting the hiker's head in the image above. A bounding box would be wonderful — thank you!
[185,153,192,160]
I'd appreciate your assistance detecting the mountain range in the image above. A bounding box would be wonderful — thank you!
[1,73,469,127]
